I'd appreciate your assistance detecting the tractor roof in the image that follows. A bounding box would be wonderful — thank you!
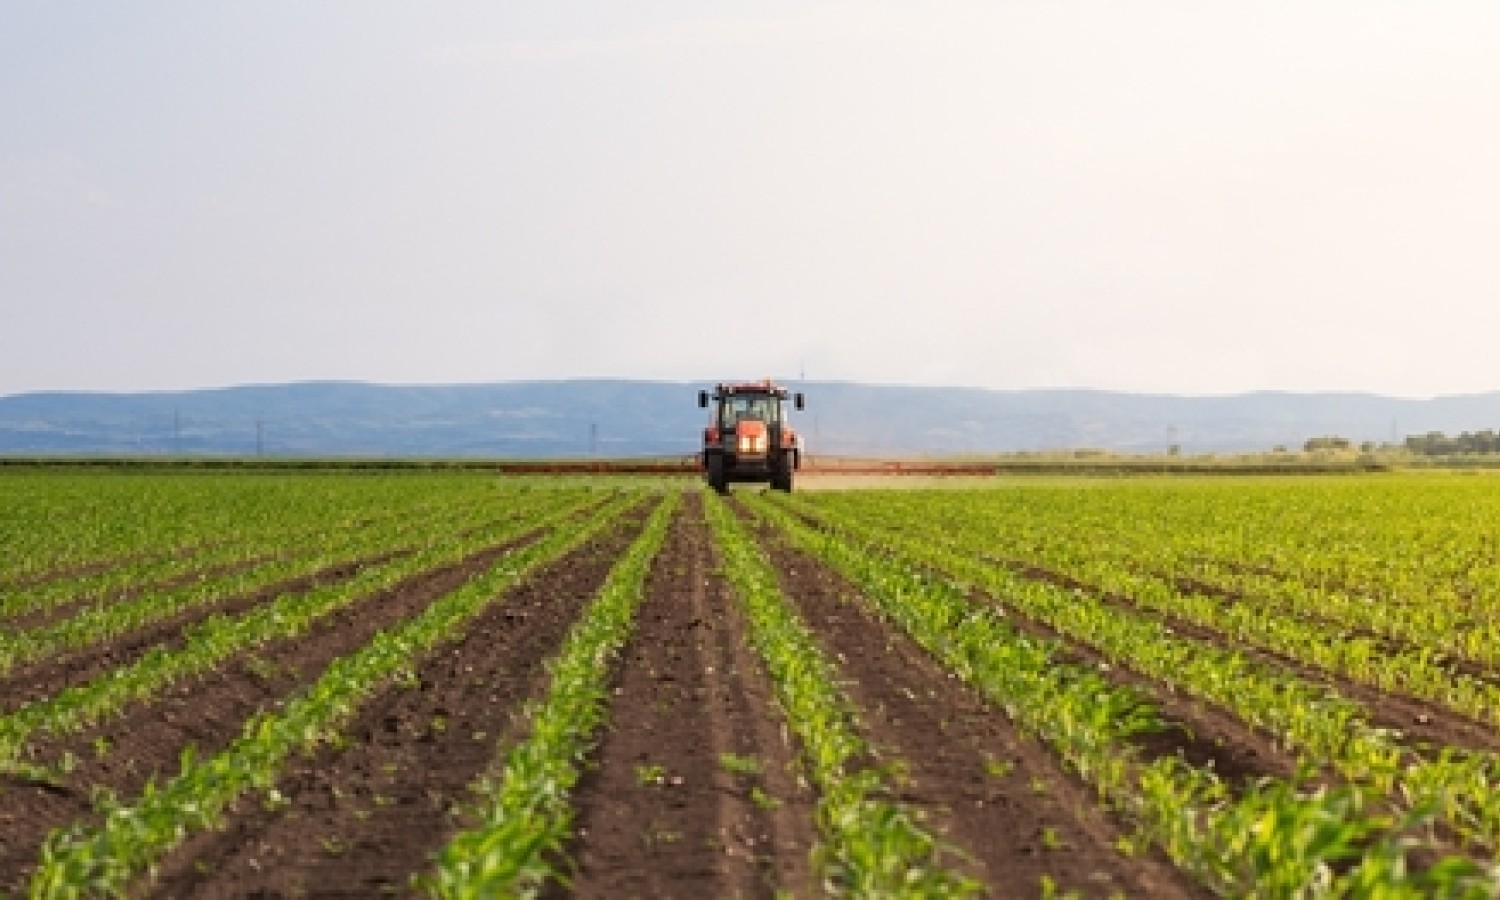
[717,379,787,397]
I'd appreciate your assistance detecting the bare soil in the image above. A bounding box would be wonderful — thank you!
[554,493,818,899]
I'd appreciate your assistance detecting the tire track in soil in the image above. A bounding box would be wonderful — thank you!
[554,493,818,900]
[0,549,410,717]
[140,509,651,899]
[0,532,539,895]
[744,517,1204,900]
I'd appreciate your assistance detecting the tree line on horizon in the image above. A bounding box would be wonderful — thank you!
[1297,431,1500,457]
[1403,430,1500,456]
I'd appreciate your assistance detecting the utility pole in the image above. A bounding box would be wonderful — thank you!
[589,423,598,458]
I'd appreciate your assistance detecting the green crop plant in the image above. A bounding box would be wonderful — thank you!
[704,493,978,897]
[719,752,762,776]
[747,491,1498,897]
[28,492,652,898]
[0,489,608,774]
[421,492,678,898]
[1,474,491,602]
[772,489,1500,858]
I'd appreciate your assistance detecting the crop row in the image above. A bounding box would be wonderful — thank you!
[0,474,508,589]
[0,486,475,624]
[746,492,1500,896]
[0,488,609,778]
[0,492,569,676]
[826,479,1500,670]
[12,473,1500,897]
[777,487,1500,859]
[29,491,652,897]
[706,494,976,895]
[987,485,1500,704]
[425,492,679,896]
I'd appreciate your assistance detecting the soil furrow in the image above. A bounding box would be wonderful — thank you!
[1,546,194,594]
[556,493,818,899]
[986,553,1500,757]
[748,509,1204,898]
[1,554,278,634]
[141,513,649,898]
[0,549,410,717]
[782,507,1299,786]
[0,533,536,895]
[1188,554,1484,614]
[1163,570,1500,690]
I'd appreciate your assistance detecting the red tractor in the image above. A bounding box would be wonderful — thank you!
[698,380,804,493]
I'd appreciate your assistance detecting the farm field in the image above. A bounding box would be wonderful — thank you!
[4,471,1500,896]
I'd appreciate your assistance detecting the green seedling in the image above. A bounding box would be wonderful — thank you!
[750,786,782,811]
[636,763,667,786]
[720,752,762,776]
[1040,826,1066,851]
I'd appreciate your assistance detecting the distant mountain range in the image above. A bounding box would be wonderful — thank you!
[3,379,1500,457]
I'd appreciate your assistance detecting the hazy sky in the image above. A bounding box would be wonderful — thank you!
[4,3,1500,398]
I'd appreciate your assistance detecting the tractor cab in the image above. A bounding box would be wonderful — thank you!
[718,392,780,429]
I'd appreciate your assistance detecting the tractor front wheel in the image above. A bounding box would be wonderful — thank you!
[772,456,794,492]
[707,454,728,494]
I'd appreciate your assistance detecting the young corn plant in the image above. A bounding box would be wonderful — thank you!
[0,491,604,775]
[0,496,528,677]
[704,493,978,897]
[778,490,1500,859]
[750,492,1499,897]
[26,494,648,898]
[421,492,679,899]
